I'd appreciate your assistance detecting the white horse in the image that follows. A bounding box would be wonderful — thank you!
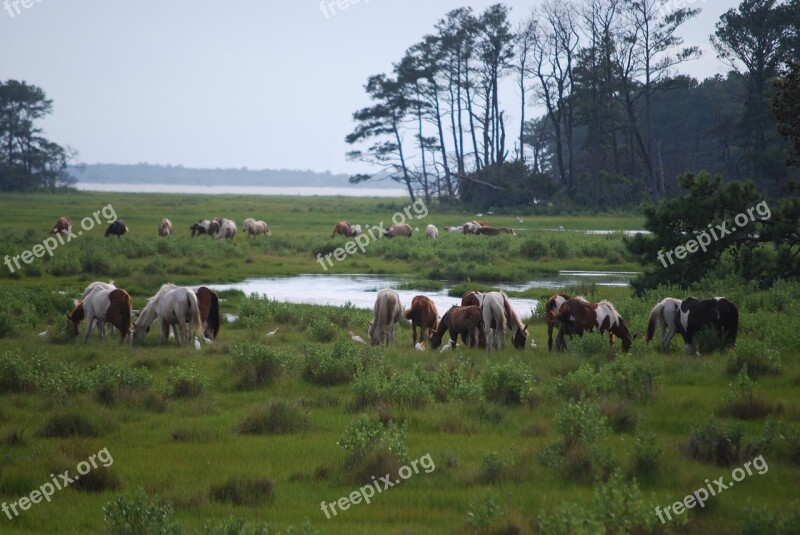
[67,285,132,344]
[349,224,363,237]
[243,218,271,237]
[159,218,173,237]
[482,292,507,352]
[216,219,237,240]
[425,224,438,239]
[368,289,402,346]
[646,298,682,352]
[132,284,203,346]
[80,281,116,338]
[444,225,464,234]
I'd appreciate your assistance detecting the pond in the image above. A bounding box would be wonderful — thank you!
[209,271,636,322]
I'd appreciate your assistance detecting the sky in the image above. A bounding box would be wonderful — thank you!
[0,0,739,176]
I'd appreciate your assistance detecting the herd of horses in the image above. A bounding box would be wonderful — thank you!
[51,216,271,240]
[330,219,515,240]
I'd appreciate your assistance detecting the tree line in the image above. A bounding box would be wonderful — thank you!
[346,0,800,209]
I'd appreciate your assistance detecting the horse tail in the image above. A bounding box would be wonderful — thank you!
[726,301,739,345]
[187,291,203,338]
[645,303,660,343]
[121,291,132,341]
[207,290,220,338]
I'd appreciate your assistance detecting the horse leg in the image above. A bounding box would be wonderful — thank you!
[412,322,418,345]
[547,323,554,352]
[160,319,170,344]
[555,328,564,353]
[84,313,95,343]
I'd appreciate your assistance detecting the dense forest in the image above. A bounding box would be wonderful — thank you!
[346,0,800,209]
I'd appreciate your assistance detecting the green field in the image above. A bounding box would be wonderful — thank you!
[0,192,798,535]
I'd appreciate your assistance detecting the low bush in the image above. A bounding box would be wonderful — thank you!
[238,400,310,435]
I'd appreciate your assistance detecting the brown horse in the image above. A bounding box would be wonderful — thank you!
[546,293,572,352]
[555,298,632,352]
[404,295,438,345]
[477,226,516,236]
[430,305,484,349]
[51,216,72,235]
[195,286,221,339]
[331,220,351,238]
[67,287,132,344]
[385,223,413,238]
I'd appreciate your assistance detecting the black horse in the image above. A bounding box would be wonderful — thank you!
[105,220,128,238]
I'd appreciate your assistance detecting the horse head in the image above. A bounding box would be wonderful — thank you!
[511,324,528,349]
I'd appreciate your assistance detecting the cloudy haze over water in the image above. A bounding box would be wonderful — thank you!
[1,0,738,177]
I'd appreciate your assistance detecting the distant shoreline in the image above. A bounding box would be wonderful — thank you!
[74,182,409,197]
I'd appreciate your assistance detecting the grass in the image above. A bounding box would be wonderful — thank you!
[0,192,797,534]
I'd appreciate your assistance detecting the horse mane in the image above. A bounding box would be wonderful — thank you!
[598,300,622,326]
[573,295,589,303]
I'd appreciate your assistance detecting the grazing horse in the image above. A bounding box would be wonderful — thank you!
[482,292,507,352]
[478,226,516,236]
[105,220,128,238]
[80,281,117,338]
[461,290,484,308]
[244,218,271,238]
[404,295,438,345]
[555,298,632,352]
[132,284,203,346]
[646,298,682,352]
[67,287,132,344]
[159,218,173,237]
[444,225,464,234]
[430,305,484,349]
[349,224,363,237]
[546,293,572,352]
[501,294,528,349]
[425,225,438,239]
[384,223,412,238]
[463,221,481,235]
[331,220,351,238]
[195,286,220,339]
[190,220,210,237]
[208,219,221,237]
[677,297,738,356]
[216,219,237,240]
[368,289,402,346]
[51,216,72,235]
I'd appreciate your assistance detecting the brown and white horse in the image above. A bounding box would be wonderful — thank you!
[244,218,271,237]
[555,298,632,352]
[190,220,210,237]
[404,295,438,345]
[67,286,132,344]
[331,220,351,238]
[159,218,173,237]
[477,226,516,236]
[545,293,571,352]
[195,286,221,339]
[646,297,682,352]
[215,219,237,240]
[51,216,72,235]
[368,289,402,346]
[677,297,738,355]
[430,305,484,349]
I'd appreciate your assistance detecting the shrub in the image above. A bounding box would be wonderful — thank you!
[231,341,288,389]
[104,488,185,535]
[726,338,782,377]
[741,500,800,535]
[465,493,502,534]
[40,411,100,438]
[302,342,360,386]
[631,426,662,478]
[72,465,121,492]
[238,400,310,435]
[386,372,434,408]
[90,364,153,404]
[351,366,390,409]
[163,365,209,399]
[481,360,536,405]
[684,417,744,466]
[598,355,659,401]
[553,364,599,401]
[209,477,275,505]
[337,415,408,465]
[308,318,337,342]
[478,448,517,485]
[718,366,775,420]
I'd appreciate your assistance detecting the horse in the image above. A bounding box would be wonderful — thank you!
[105,220,128,238]
[645,298,682,352]
[244,218,271,238]
[190,220,210,237]
[478,226,516,236]
[463,221,481,235]
[425,225,438,239]
[216,219,237,240]
[430,305,484,349]
[349,224,363,237]
[195,286,221,339]
[132,284,203,346]
[555,298,632,352]
[208,219,221,237]
[677,297,739,356]
[545,293,571,352]
[384,224,412,238]
[159,218,173,237]
[51,216,72,235]
[67,286,132,344]
[368,289,402,346]
[482,292,507,352]
[444,225,464,234]
[501,294,528,349]
[461,290,484,308]
[80,281,117,338]
[404,295,438,345]
[331,220,351,238]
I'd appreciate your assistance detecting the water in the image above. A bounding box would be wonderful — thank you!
[208,271,636,321]
[75,183,408,197]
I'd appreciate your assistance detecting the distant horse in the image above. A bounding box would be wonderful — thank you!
[331,221,351,238]
[482,292,507,352]
[244,218,271,238]
[545,293,571,352]
[349,224,363,237]
[555,298,632,352]
[444,225,464,234]
[478,226,516,236]
[430,305,484,349]
[105,220,128,238]
[646,297,682,352]
[368,289,402,346]
[216,219,237,240]
[425,224,438,239]
[404,295,438,345]
[385,224,412,238]
[132,284,203,346]
[159,218,173,237]
[195,286,220,339]
[67,286,132,344]
[463,221,481,235]
[677,297,738,355]
[190,220,210,237]
[51,216,72,235]
[208,219,221,237]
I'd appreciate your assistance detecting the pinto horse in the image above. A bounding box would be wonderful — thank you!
[404,295,438,345]
[51,216,72,235]
[159,218,173,237]
[430,305,484,349]
[555,298,632,352]
[331,220,351,238]
[646,297,682,352]
[368,289,402,346]
[677,297,738,356]
[132,284,203,346]
[190,220,210,237]
[67,287,132,344]
[546,293,571,352]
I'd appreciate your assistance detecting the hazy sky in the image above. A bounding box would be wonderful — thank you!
[1,0,738,176]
